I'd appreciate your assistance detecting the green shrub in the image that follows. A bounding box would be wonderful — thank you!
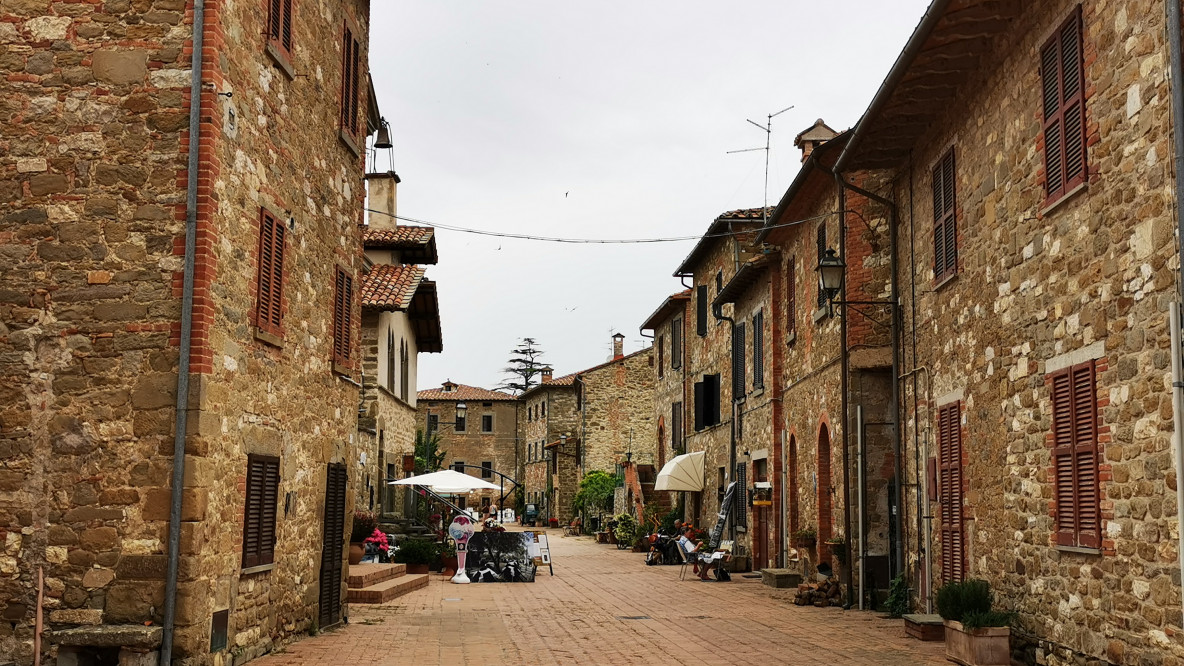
[960,610,1015,630]
[392,538,438,565]
[613,513,638,544]
[884,574,911,618]
[936,578,992,622]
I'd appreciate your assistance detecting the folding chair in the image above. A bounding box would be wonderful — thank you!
[677,539,694,581]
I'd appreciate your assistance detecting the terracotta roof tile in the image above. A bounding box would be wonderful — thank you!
[716,206,775,221]
[362,225,434,247]
[360,264,424,310]
[417,384,518,401]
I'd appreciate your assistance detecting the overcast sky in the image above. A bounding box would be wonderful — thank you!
[369,1,932,392]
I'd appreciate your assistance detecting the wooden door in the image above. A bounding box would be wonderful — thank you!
[817,425,833,560]
[318,463,347,628]
[752,459,769,569]
[938,403,965,583]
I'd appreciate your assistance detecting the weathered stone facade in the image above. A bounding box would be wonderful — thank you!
[578,344,656,475]
[0,0,373,663]
[519,377,579,522]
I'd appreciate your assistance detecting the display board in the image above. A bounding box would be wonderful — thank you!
[709,482,737,549]
[463,531,536,582]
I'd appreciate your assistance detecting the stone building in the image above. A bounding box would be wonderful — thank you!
[519,370,581,523]
[640,290,691,519]
[356,171,442,518]
[0,0,375,663]
[578,336,657,475]
[820,1,1184,663]
[415,382,519,513]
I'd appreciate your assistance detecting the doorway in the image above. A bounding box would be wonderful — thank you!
[817,424,833,561]
[318,463,347,628]
[752,457,769,569]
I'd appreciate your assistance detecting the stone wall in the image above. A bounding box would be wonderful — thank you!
[732,271,775,569]
[883,1,1181,662]
[580,348,656,474]
[519,385,579,521]
[415,397,519,508]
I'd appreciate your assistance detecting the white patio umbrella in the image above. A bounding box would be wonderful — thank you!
[654,451,705,492]
[389,469,501,494]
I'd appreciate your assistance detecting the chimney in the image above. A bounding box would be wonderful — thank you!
[540,366,553,383]
[612,333,625,360]
[442,379,456,393]
[364,171,401,231]
[794,118,838,163]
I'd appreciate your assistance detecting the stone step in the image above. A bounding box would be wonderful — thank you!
[346,573,430,604]
[347,563,406,589]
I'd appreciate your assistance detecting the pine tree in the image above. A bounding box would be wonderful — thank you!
[496,337,547,395]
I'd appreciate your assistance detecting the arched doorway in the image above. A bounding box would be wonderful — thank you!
[656,417,666,469]
[817,424,833,560]
[789,434,799,535]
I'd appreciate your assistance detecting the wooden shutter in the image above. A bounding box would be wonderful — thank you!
[752,310,764,388]
[1041,7,1087,204]
[341,25,361,137]
[696,285,708,336]
[333,266,353,366]
[243,454,280,568]
[693,381,705,431]
[1050,361,1100,548]
[932,149,957,281]
[706,373,721,426]
[816,225,827,307]
[787,257,796,336]
[256,210,285,337]
[732,323,746,400]
[671,402,682,453]
[671,316,682,369]
[318,463,347,627]
[937,403,965,583]
[657,335,664,378]
[268,0,294,57]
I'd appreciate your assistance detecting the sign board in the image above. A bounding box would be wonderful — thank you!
[531,532,554,575]
[709,482,737,549]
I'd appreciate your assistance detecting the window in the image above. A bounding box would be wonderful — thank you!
[255,209,286,339]
[1041,7,1087,206]
[715,271,723,292]
[481,414,493,433]
[732,322,746,400]
[332,266,353,369]
[541,402,546,418]
[1049,360,1101,549]
[657,335,665,378]
[752,310,764,389]
[452,460,465,473]
[454,408,466,432]
[340,22,362,143]
[696,285,708,336]
[427,414,438,435]
[693,374,721,431]
[242,454,280,568]
[385,330,395,390]
[786,256,796,338]
[527,406,532,423]
[816,223,827,307]
[671,402,683,454]
[266,0,294,60]
[671,316,683,369]
[481,461,493,479]
[933,148,957,282]
[399,339,409,401]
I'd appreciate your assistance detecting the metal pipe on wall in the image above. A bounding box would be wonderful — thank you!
[1164,0,1184,622]
[857,406,865,610]
[161,0,205,662]
[1171,304,1184,624]
[836,174,856,607]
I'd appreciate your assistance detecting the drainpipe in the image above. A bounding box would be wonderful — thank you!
[713,304,738,542]
[161,1,206,663]
[1167,0,1184,622]
[835,176,855,608]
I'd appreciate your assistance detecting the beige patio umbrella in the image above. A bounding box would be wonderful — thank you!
[654,451,705,492]
[389,469,500,494]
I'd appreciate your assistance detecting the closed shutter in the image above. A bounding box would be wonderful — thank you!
[937,403,964,583]
[268,0,294,56]
[1051,361,1100,548]
[696,285,708,336]
[816,225,827,307]
[340,25,361,137]
[752,310,764,389]
[706,373,721,426]
[671,402,683,453]
[333,266,353,366]
[1041,7,1087,204]
[243,454,280,568]
[734,462,747,527]
[319,463,347,627]
[693,381,705,431]
[657,335,664,378]
[256,209,285,337]
[671,317,682,369]
[932,149,957,281]
[787,257,796,336]
[732,323,746,400]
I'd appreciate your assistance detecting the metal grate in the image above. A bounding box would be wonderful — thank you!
[617,616,651,620]
[210,609,229,653]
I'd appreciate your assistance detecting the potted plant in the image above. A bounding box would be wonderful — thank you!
[826,535,846,565]
[613,513,637,550]
[791,528,817,549]
[936,578,1013,666]
[350,510,378,565]
[392,538,438,575]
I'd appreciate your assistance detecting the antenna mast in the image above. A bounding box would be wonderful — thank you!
[727,104,795,227]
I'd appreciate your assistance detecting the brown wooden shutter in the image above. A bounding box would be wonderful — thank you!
[696,285,708,336]
[752,310,764,388]
[938,402,965,583]
[932,149,957,281]
[319,463,347,627]
[1042,7,1087,204]
[731,323,745,400]
[256,210,285,337]
[1050,361,1100,548]
[243,454,280,568]
[281,0,293,54]
[693,381,705,431]
[657,335,664,378]
[787,257,796,336]
[340,26,361,137]
[268,0,294,57]
[816,224,827,307]
[333,266,353,366]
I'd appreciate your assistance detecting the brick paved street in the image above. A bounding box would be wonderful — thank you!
[256,532,947,665]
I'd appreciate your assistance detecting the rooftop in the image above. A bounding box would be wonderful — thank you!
[360,264,425,311]
[361,225,438,264]
[417,383,517,402]
[673,207,771,276]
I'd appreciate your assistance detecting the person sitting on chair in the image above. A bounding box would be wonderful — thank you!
[677,529,712,581]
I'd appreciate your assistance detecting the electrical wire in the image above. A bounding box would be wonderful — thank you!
[364,208,847,245]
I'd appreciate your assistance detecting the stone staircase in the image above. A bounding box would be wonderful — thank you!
[346,562,430,604]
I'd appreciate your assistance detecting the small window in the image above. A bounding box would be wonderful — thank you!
[696,285,708,336]
[399,339,409,401]
[210,609,229,653]
[332,266,353,369]
[242,454,280,568]
[255,209,286,339]
[427,414,438,435]
[482,402,492,407]
[385,330,395,390]
[481,461,493,479]
[671,402,683,454]
[671,316,683,369]
[715,271,723,292]
[452,460,465,473]
[1041,7,1087,206]
[481,414,493,433]
[932,148,957,282]
[1049,360,1102,549]
[541,402,547,418]
[752,310,764,389]
[454,410,466,432]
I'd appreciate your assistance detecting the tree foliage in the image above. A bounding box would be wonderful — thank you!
[413,428,446,474]
[572,470,617,518]
[496,337,547,395]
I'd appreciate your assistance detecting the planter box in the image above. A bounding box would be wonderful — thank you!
[595,531,609,544]
[760,568,803,589]
[944,620,1010,666]
[903,614,944,642]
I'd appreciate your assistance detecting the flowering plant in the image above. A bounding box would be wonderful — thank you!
[482,518,506,532]
[364,528,390,553]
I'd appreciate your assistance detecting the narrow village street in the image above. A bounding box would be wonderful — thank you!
[254,531,944,666]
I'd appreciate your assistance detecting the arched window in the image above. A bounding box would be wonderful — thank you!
[386,329,396,390]
[399,338,409,401]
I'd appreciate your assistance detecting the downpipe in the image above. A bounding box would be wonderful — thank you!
[161,0,206,662]
[1166,0,1184,622]
[857,406,865,610]
[1172,304,1184,625]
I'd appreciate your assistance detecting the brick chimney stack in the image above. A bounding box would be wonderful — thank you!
[612,333,625,360]
[364,171,401,231]
[794,119,838,163]
[540,366,553,383]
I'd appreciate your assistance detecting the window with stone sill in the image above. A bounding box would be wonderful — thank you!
[339,20,362,153]
[331,266,353,370]
[242,454,280,569]
[266,0,295,79]
[255,208,286,342]
[1041,6,1088,209]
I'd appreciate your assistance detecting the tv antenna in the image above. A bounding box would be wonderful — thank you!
[727,104,795,227]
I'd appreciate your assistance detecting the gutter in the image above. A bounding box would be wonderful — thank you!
[1167,0,1184,624]
[833,0,955,174]
[161,0,206,662]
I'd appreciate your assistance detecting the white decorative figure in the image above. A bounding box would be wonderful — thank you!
[448,515,475,584]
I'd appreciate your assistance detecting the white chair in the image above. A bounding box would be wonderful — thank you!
[676,539,696,581]
[501,508,515,523]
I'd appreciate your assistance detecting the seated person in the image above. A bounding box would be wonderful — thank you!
[677,529,713,580]
[664,519,684,537]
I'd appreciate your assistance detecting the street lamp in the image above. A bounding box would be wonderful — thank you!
[817,248,846,303]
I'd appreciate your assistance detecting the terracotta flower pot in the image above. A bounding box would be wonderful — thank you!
[348,543,364,565]
[943,620,1010,666]
[441,556,458,574]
